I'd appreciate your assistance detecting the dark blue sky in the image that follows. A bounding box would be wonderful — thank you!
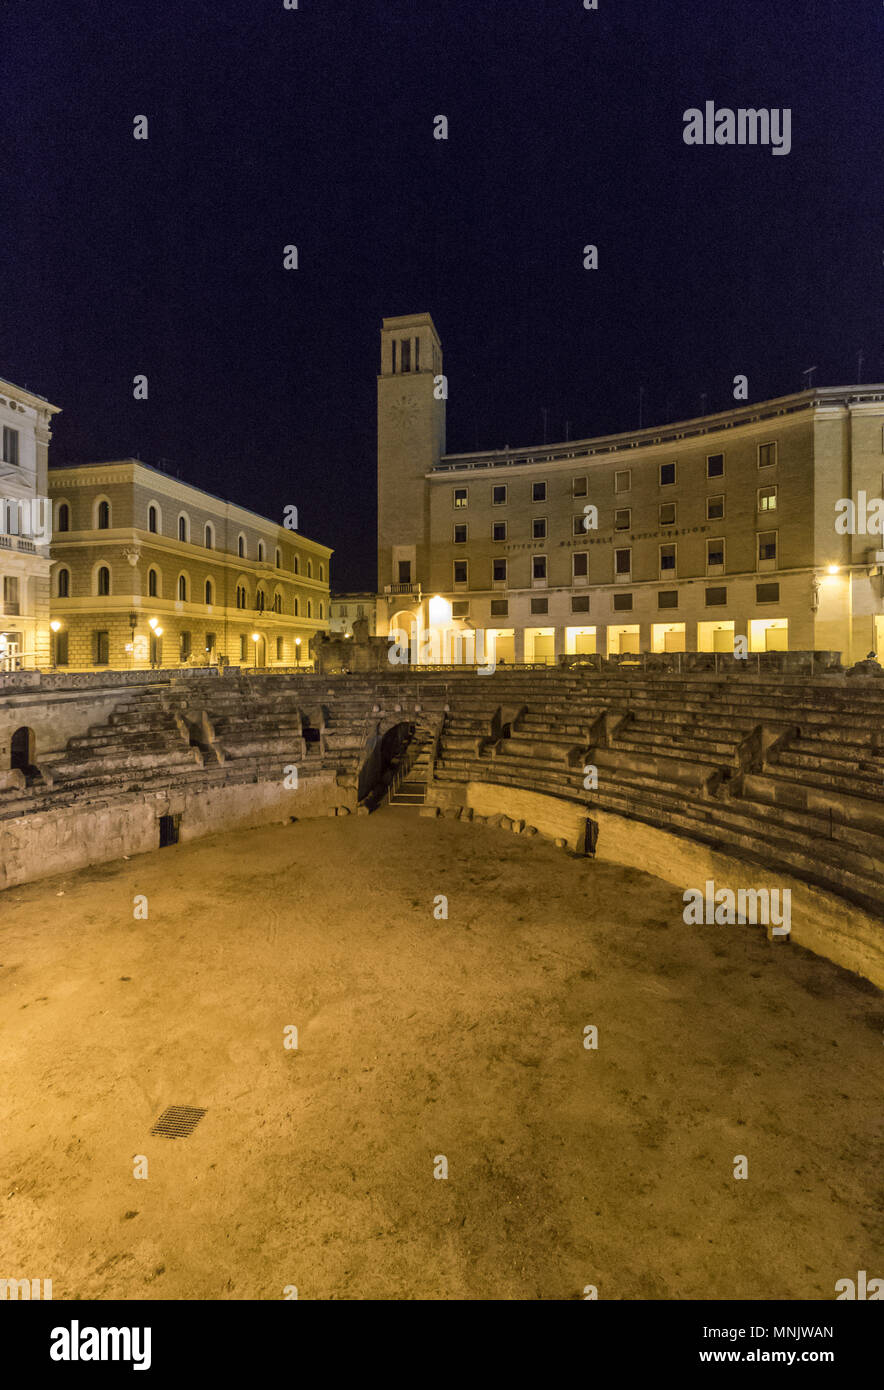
[2,0,880,588]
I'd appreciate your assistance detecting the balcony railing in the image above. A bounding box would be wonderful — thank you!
[384,582,421,595]
[0,534,39,552]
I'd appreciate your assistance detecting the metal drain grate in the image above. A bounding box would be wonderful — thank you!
[150,1106,206,1139]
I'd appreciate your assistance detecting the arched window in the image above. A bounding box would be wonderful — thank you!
[205,523,214,549]
[257,588,265,612]
[293,555,299,575]
[178,514,188,542]
[148,567,158,597]
[97,565,110,595]
[57,567,70,597]
[293,596,299,616]
[238,534,245,558]
[57,503,70,533]
[97,500,110,529]
[275,548,281,568]
[319,564,324,581]
[178,574,187,601]
[273,592,282,613]
[205,578,213,605]
[307,559,313,579]
[257,541,265,562]
[319,602,324,619]
[307,599,312,618]
[148,504,158,533]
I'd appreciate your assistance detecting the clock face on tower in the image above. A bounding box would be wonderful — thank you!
[388,394,421,436]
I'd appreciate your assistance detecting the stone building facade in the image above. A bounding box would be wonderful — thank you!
[48,460,332,670]
[377,313,884,665]
[328,592,378,637]
[0,378,62,670]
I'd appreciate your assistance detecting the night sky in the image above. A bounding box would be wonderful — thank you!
[2,0,880,590]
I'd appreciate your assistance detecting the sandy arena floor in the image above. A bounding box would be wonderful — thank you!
[0,812,880,1300]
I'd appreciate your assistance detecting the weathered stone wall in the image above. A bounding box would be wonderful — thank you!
[0,771,343,890]
[434,780,884,989]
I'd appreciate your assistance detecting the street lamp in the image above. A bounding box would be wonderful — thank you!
[50,619,62,669]
[295,636,301,670]
[251,632,260,669]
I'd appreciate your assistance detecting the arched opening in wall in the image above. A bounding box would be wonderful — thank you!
[358,720,415,802]
[10,726,36,774]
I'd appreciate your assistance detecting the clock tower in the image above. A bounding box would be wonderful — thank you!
[377,313,445,602]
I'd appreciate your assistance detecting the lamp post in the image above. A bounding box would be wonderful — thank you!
[251,632,260,669]
[295,636,301,670]
[49,619,62,668]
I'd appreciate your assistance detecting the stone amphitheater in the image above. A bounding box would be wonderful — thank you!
[1,666,881,1299]
[1,665,882,982]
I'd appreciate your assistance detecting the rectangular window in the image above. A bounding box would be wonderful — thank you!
[614,507,631,530]
[571,594,590,613]
[532,554,547,583]
[180,631,191,661]
[530,597,548,615]
[453,524,467,543]
[398,560,411,584]
[659,501,677,526]
[757,530,777,564]
[240,634,248,661]
[453,487,468,508]
[660,461,676,486]
[492,521,507,541]
[452,600,470,617]
[532,482,547,502]
[206,632,216,654]
[614,547,631,578]
[2,426,20,466]
[573,513,588,536]
[657,590,679,608]
[572,552,588,579]
[401,339,411,372]
[414,337,420,372]
[706,494,725,521]
[659,543,676,574]
[492,484,507,505]
[492,558,507,583]
[276,636,284,660]
[705,587,727,606]
[453,559,468,584]
[94,630,110,665]
[758,484,777,512]
[533,517,547,540]
[572,476,587,497]
[613,592,633,611]
[758,441,777,468]
[707,537,725,571]
[706,453,724,478]
[490,598,508,617]
[2,575,20,614]
[614,469,631,493]
[756,582,780,604]
[56,630,69,664]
